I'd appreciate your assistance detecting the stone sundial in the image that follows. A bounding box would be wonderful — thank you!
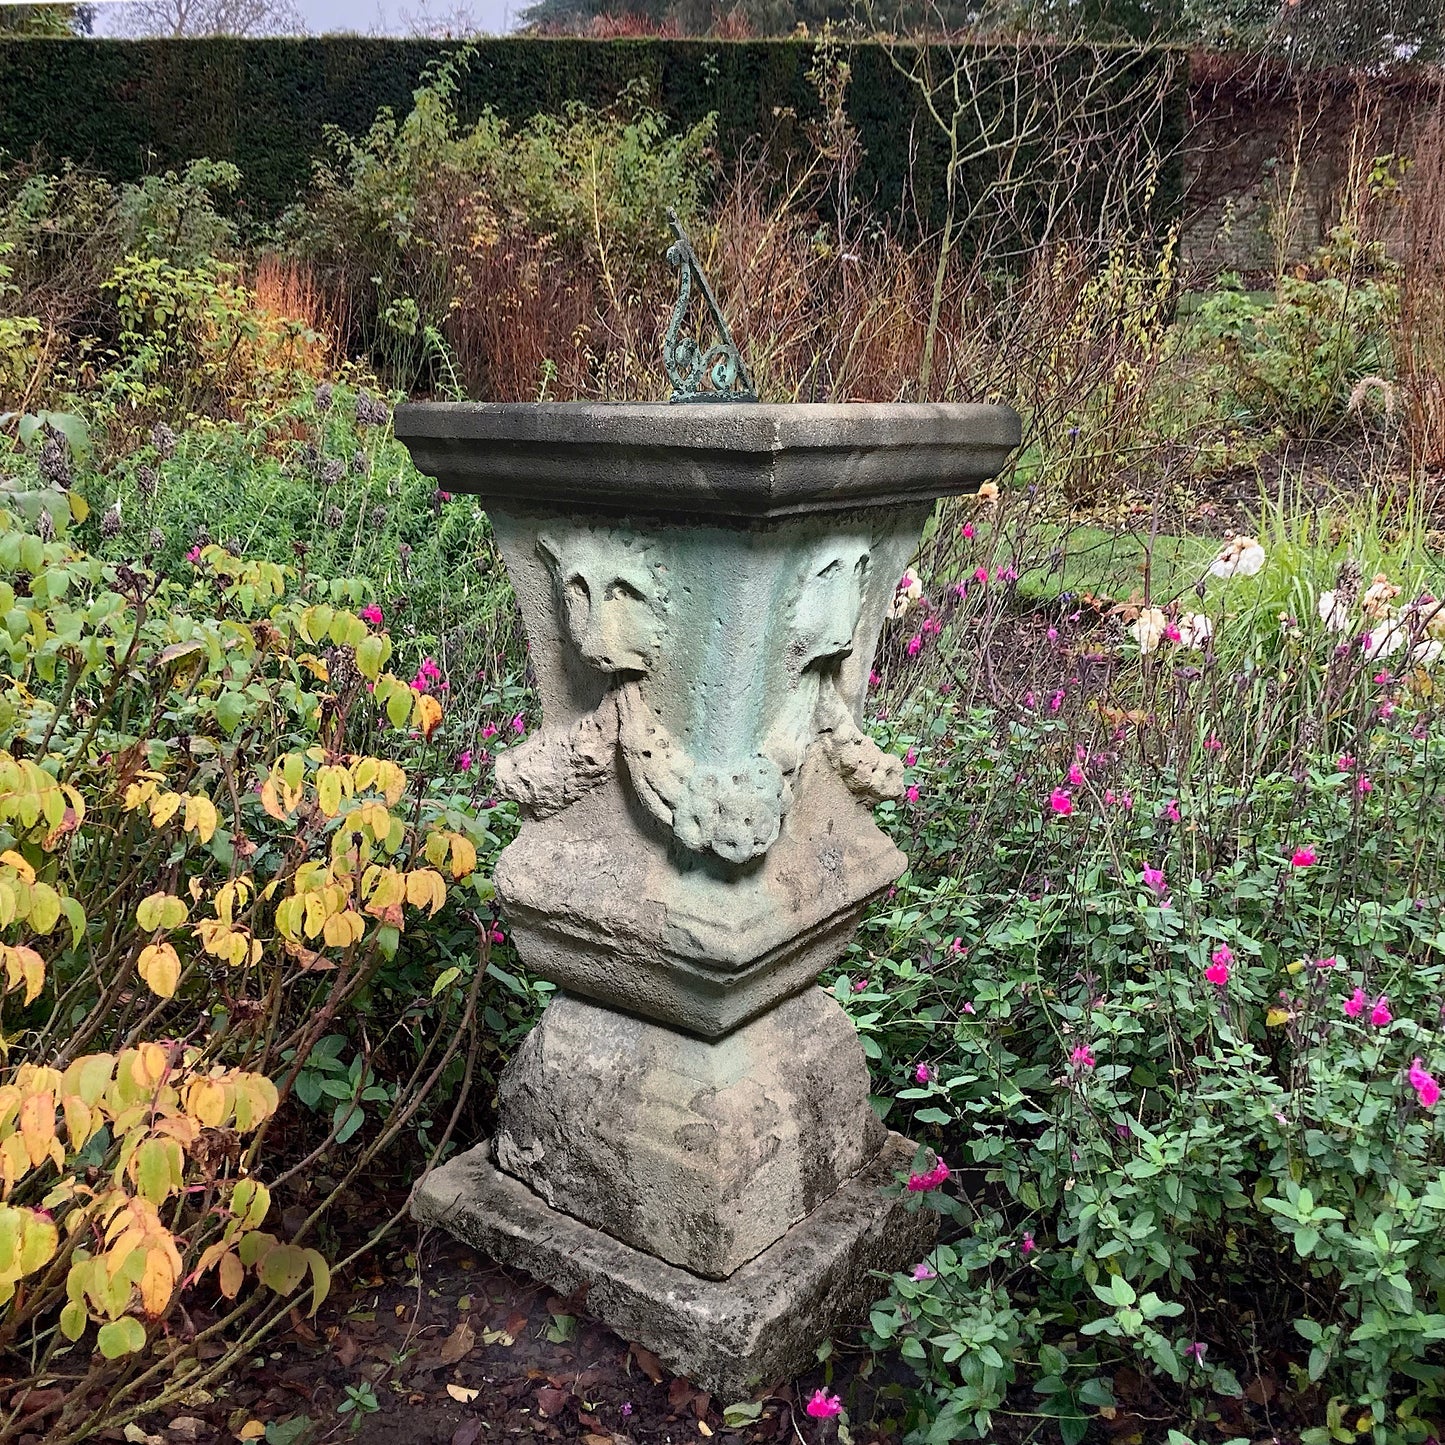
[396,219,1019,1395]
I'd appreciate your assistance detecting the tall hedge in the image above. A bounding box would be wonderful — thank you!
[0,37,1187,231]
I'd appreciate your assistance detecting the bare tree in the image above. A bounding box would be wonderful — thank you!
[109,0,304,36]
[398,0,494,33]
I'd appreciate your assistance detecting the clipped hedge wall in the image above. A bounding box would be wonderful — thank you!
[0,37,1187,231]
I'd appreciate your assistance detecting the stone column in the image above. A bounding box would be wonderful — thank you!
[396,401,1019,1397]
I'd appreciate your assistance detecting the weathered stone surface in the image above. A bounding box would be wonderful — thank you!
[495,757,903,1037]
[393,401,1022,518]
[412,1132,938,1400]
[493,988,886,1279]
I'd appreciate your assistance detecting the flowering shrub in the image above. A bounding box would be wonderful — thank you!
[848,527,1445,1444]
[0,444,529,1441]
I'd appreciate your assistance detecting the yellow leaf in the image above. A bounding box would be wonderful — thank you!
[137,892,188,933]
[219,1249,245,1299]
[413,693,443,741]
[149,792,183,829]
[137,943,181,1000]
[139,1242,178,1316]
[237,1421,266,1441]
[18,1092,54,1168]
[1265,1007,1292,1027]
[186,1077,227,1128]
[404,869,446,916]
[184,795,219,845]
[0,851,34,884]
[449,833,477,880]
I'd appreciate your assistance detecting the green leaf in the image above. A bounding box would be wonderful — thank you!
[59,1299,87,1341]
[723,1403,763,1427]
[97,1316,146,1358]
[431,966,461,997]
[259,1243,310,1298]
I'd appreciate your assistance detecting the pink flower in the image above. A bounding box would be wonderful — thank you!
[962,1001,975,1014]
[1142,864,1166,896]
[1357,776,1373,794]
[948,937,967,956]
[1344,987,1366,1018]
[1048,788,1073,816]
[481,722,498,740]
[1163,799,1181,822]
[805,1391,843,1420]
[1409,1057,1440,1108]
[1370,995,1392,1027]
[906,784,920,803]
[961,523,975,539]
[490,927,506,945]
[1290,846,1317,868]
[1184,1341,1207,1363]
[185,545,202,564]
[974,566,989,584]
[455,749,473,773]
[922,616,942,637]
[1374,670,1393,685]
[914,1063,933,1084]
[1338,754,1356,772]
[511,713,525,734]
[1164,623,1181,643]
[911,1262,937,1281]
[1314,956,1338,970]
[1203,735,1222,751]
[1049,690,1064,712]
[852,978,869,993]
[906,1156,950,1192]
[906,635,923,657]
[1068,762,1085,786]
[869,669,882,688]
[1070,1045,1096,1070]
[1205,946,1232,988]
[1020,1230,1036,1257]
[904,748,918,767]
[360,603,384,626]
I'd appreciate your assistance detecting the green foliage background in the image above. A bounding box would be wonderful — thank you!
[0,37,1188,233]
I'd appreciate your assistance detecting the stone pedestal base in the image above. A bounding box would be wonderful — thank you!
[412,1132,936,1399]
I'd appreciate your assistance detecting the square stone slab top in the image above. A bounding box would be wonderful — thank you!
[412,1132,937,1401]
[392,400,1021,520]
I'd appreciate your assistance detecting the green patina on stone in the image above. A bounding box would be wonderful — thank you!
[395,397,1019,1391]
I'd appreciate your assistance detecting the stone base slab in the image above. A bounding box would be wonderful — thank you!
[412,1132,937,1400]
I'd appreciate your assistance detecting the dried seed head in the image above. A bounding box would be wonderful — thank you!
[1335,559,1362,609]
[136,465,159,499]
[314,382,335,413]
[148,527,165,552]
[354,393,388,429]
[321,457,346,486]
[352,451,371,476]
[325,644,360,694]
[324,505,344,529]
[100,502,123,540]
[369,506,388,529]
[38,437,71,486]
[36,509,55,543]
[149,422,177,458]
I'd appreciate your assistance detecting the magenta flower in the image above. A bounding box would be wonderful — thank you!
[1374,670,1393,685]
[1070,1044,1096,1070]
[360,603,384,626]
[906,634,923,657]
[1068,762,1085,786]
[1203,735,1222,750]
[1370,995,1392,1027]
[1205,945,1232,988]
[185,545,202,564]
[1409,1057,1440,1108]
[1357,775,1373,794]
[1048,787,1073,816]
[906,1156,950,1192]
[1020,1230,1036,1257]
[511,713,525,734]
[1163,799,1181,822]
[1290,846,1317,868]
[1142,864,1166,896]
[973,566,989,584]
[805,1391,843,1419]
[490,927,506,945]
[852,977,869,993]
[904,748,918,767]
[911,1262,937,1281]
[914,1062,933,1085]
[869,669,882,688]
[455,749,473,773]
[906,784,920,803]
[1344,987,1366,1018]
[1338,753,1356,771]
[961,522,975,540]
[481,722,498,740]
[1049,690,1064,712]
[1313,956,1338,970]
[1184,1341,1207,1363]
